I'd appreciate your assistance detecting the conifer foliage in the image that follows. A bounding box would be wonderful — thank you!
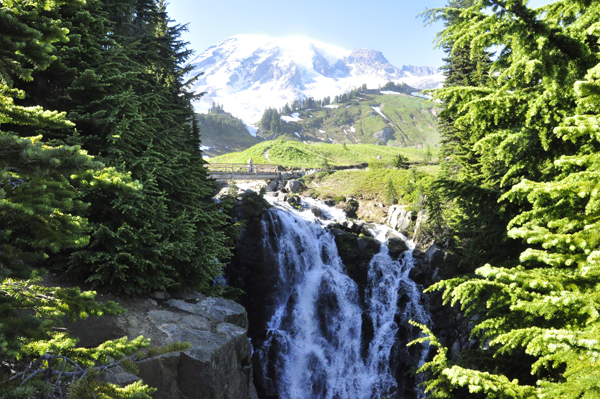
[10,0,232,295]
[416,1,600,397]
[1,0,230,396]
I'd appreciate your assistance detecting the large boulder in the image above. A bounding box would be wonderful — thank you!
[426,242,445,270]
[386,237,409,258]
[286,193,301,208]
[330,229,380,287]
[277,191,288,203]
[285,179,301,193]
[65,294,256,399]
[266,180,279,192]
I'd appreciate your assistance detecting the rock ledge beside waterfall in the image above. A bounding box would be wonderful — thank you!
[64,292,258,399]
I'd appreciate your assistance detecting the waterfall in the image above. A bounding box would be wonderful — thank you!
[252,198,431,399]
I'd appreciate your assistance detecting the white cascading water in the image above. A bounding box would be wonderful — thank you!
[257,197,430,399]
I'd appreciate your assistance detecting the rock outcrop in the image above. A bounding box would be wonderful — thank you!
[326,226,380,287]
[66,294,257,399]
[336,197,359,218]
[373,126,394,145]
[387,205,412,233]
[284,179,301,193]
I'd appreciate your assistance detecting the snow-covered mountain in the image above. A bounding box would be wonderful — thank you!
[188,35,443,124]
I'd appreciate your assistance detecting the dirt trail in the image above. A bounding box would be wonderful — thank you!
[262,149,272,162]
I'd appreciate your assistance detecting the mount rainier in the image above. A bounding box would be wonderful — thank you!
[187,35,443,125]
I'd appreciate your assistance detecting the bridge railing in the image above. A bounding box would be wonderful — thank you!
[204,163,280,173]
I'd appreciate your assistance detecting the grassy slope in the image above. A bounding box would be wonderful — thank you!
[259,92,441,148]
[301,166,439,205]
[210,141,439,169]
[210,140,441,207]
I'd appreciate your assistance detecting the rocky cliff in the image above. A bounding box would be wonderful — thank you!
[66,292,258,399]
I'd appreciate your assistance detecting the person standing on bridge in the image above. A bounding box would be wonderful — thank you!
[248,158,253,172]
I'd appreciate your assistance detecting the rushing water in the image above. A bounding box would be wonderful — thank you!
[254,198,431,399]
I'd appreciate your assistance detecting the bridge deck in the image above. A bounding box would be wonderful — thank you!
[205,163,283,181]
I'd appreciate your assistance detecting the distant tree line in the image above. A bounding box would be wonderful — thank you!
[258,81,416,137]
[208,101,228,115]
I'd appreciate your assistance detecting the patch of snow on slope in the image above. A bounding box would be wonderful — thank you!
[323,105,340,109]
[372,106,389,121]
[294,132,301,138]
[281,112,302,123]
[350,126,356,132]
[246,124,258,137]
[200,145,213,151]
[380,90,404,95]
[319,129,326,133]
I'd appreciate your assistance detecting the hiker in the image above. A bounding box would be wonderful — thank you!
[248,158,253,172]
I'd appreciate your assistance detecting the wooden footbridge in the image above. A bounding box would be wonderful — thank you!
[205,163,283,181]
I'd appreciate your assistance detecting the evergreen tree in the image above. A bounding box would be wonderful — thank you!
[414,1,600,397]
[416,54,600,399]
[0,1,162,396]
[11,0,233,294]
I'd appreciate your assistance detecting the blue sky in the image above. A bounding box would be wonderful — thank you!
[167,0,553,69]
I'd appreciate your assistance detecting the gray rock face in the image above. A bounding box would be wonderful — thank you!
[387,205,412,233]
[166,297,248,329]
[131,297,252,399]
[386,237,409,258]
[373,127,394,144]
[150,290,171,300]
[66,294,255,399]
[336,198,359,218]
[285,179,301,193]
[310,205,324,219]
[286,194,301,207]
[266,180,279,192]
[426,243,445,270]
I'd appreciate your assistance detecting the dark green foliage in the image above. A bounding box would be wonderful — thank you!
[208,101,226,114]
[392,153,410,169]
[259,107,297,137]
[7,0,233,295]
[0,2,162,396]
[424,145,433,164]
[236,189,272,226]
